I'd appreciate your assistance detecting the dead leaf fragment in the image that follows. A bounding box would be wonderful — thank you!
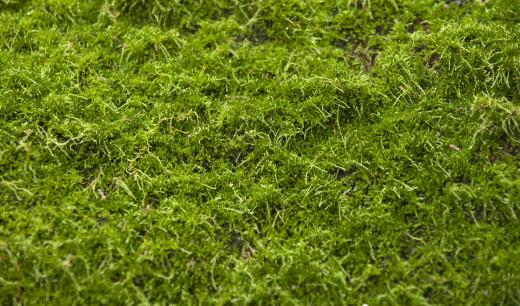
[449,144,461,152]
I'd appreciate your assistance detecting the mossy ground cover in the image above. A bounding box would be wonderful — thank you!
[1,0,519,304]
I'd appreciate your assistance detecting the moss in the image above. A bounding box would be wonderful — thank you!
[1,0,520,304]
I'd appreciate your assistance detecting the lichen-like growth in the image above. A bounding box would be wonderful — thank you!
[1,0,519,304]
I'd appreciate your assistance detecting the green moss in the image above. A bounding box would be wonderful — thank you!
[1,0,519,304]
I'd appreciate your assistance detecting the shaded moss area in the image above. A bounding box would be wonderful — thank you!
[1,0,519,304]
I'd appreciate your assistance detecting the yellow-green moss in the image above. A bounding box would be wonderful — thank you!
[1,0,519,304]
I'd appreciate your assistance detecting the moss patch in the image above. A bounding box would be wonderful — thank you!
[1,0,519,304]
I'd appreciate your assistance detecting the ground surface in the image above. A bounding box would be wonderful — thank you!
[1,0,519,304]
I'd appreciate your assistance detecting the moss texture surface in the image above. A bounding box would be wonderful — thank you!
[1,0,519,304]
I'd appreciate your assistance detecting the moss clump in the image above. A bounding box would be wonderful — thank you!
[1,0,519,304]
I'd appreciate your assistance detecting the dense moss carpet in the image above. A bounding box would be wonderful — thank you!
[1,0,519,304]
